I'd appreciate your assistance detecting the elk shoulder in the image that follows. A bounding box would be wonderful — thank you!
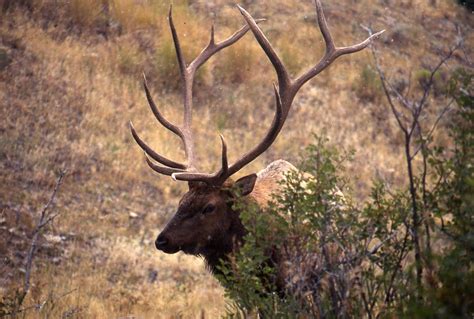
[250,159,297,208]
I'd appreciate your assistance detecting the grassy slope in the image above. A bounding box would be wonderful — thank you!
[0,0,472,317]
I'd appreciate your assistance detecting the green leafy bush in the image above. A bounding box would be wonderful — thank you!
[418,68,474,317]
[218,136,417,317]
[218,68,473,318]
[456,0,474,11]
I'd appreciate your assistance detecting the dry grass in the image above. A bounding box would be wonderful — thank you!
[67,0,104,28]
[24,236,225,318]
[0,0,472,317]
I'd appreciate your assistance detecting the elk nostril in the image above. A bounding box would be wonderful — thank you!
[155,235,168,250]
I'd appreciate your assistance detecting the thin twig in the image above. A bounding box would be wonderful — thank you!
[362,25,409,134]
[415,40,462,116]
[410,99,454,159]
[21,171,66,306]
[1,288,77,318]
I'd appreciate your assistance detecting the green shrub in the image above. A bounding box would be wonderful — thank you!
[218,136,407,317]
[219,71,473,318]
[420,68,474,316]
[353,65,383,102]
[456,0,474,10]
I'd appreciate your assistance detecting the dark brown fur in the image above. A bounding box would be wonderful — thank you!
[156,178,251,273]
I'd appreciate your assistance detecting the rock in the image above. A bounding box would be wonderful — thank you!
[44,234,63,244]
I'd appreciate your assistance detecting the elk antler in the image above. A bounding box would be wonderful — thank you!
[169,1,384,183]
[132,1,384,185]
[130,6,264,180]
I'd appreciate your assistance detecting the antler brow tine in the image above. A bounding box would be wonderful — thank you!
[130,121,186,170]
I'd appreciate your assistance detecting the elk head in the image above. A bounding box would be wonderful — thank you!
[154,175,256,258]
[130,1,383,266]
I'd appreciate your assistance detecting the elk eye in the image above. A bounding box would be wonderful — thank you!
[202,204,215,215]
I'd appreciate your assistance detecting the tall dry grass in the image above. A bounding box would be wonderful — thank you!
[0,0,472,317]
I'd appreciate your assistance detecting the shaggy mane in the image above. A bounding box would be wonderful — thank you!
[250,159,297,207]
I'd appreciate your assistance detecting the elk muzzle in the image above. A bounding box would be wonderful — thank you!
[155,232,179,254]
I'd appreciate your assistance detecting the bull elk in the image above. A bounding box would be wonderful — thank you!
[130,1,383,279]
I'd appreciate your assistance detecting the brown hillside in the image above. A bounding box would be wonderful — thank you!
[0,0,472,317]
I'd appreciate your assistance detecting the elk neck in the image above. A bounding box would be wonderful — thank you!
[202,195,254,274]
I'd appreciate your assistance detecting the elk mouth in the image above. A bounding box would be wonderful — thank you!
[155,238,198,255]
[156,243,180,254]
[180,244,201,255]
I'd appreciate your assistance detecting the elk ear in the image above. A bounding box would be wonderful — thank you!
[234,174,257,196]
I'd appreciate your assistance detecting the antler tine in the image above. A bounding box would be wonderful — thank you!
[168,5,196,169]
[130,121,186,169]
[168,5,187,84]
[237,5,291,97]
[143,74,184,140]
[144,153,186,176]
[314,0,335,53]
[219,134,229,177]
[189,18,266,75]
[129,73,188,169]
[294,0,385,90]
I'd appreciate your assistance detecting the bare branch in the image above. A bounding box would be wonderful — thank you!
[237,5,291,91]
[410,99,454,160]
[416,40,462,115]
[22,171,66,307]
[1,288,78,318]
[364,27,408,134]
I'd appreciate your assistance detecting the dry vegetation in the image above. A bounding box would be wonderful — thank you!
[0,0,472,317]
